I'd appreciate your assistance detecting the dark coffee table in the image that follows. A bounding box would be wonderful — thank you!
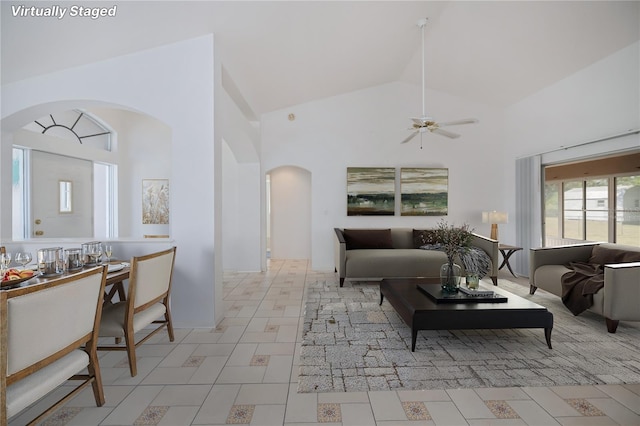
[380,278,553,351]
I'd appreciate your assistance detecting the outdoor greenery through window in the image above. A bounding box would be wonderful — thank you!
[544,174,640,247]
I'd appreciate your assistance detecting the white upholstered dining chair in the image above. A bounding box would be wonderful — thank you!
[1,265,108,425]
[98,246,177,377]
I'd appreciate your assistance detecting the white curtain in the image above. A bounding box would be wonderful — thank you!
[515,155,542,278]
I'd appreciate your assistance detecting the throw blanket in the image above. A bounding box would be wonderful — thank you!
[561,262,604,316]
[420,244,491,278]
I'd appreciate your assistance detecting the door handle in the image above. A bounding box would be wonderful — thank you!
[35,230,44,236]
[35,219,42,225]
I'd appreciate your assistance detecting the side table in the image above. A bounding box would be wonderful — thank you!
[498,244,522,277]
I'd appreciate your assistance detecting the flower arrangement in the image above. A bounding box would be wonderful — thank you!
[434,219,473,264]
[434,220,474,292]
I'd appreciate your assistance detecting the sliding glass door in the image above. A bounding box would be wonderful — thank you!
[544,174,639,246]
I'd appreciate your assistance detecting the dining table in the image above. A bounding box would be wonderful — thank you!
[0,261,130,304]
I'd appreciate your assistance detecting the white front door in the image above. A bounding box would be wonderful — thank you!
[31,151,93,238]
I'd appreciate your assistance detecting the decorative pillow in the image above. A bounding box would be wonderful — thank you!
[589,245,640,266]
[413,229,440,248]
[343,229,393,250]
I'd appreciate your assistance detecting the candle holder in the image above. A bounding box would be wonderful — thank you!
[38,247,64,277]
[65,248,84,271]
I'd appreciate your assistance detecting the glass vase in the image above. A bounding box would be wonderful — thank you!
[440,262,462,293]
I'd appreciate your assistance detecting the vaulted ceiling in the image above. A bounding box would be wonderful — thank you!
[2,1,638,121]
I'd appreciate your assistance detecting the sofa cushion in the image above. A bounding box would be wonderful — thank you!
[412,229,440,248]
[343,229,393,250]
[589,245,640,266]
[345,248,448,278]
[533,264,571,298]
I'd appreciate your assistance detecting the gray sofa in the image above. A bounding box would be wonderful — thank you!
[334,227,498,287]
[530,242,640,333]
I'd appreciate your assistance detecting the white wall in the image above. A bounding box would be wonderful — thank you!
[92,109,172,239]
[1,36,217,328]
[261,81,505,270]
[503,41,640,248]
[222,141,262,271]
[260,43,638,274]
[220,81,262,273]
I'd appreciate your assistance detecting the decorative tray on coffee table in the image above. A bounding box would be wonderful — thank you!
[417,284,508,304]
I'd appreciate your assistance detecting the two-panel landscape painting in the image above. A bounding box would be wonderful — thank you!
[347,167,448,216]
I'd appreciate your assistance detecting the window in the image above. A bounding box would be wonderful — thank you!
[543,151,640,247]
[11,148,27,239]
[59,181,72,213]
[22,110,112,151]
[544,172,640,247]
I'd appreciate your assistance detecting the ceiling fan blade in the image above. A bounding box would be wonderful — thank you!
[438,118,478,127]
[400,131,419,144]
[431,128,460,139]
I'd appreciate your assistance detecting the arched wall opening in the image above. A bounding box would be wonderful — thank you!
[2,101,172,240]
[266,166,311,260]
[0,35,217,328]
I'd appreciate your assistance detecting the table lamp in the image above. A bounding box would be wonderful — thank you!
[482,211,508,240]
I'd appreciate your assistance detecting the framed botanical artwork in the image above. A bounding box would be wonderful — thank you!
[400,168,448,216]
[347,167,395,216]
[142,179,170,224]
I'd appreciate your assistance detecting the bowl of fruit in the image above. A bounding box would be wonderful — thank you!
[1,268,37,287]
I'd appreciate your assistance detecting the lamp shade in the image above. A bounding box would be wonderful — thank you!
[482,211,508,224]
[482,211,508,240]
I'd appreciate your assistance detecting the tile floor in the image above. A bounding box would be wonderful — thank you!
[9,259,640,425]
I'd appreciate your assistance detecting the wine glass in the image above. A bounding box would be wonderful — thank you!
[87,245,102,265]
[1,252,11,269]
[104,245,113,264]
[15,252,32,270]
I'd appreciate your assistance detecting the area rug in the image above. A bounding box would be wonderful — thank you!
[298,278,640,392]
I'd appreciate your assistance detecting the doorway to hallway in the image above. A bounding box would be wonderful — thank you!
[266,166,311,260]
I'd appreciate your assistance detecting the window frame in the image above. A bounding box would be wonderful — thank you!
[543,171,639,246]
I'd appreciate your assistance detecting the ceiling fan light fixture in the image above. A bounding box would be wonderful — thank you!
[400,17,478,145]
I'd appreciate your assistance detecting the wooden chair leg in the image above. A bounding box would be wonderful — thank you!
[165,303,175,342]
[87,349,105,406]
[124,331,137,377]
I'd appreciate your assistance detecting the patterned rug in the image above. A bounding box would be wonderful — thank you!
[298,278,640,392]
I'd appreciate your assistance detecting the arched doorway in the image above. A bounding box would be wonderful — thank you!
[267,166,311,259]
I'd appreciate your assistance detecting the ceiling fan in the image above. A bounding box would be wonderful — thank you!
[401,18,478,146]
